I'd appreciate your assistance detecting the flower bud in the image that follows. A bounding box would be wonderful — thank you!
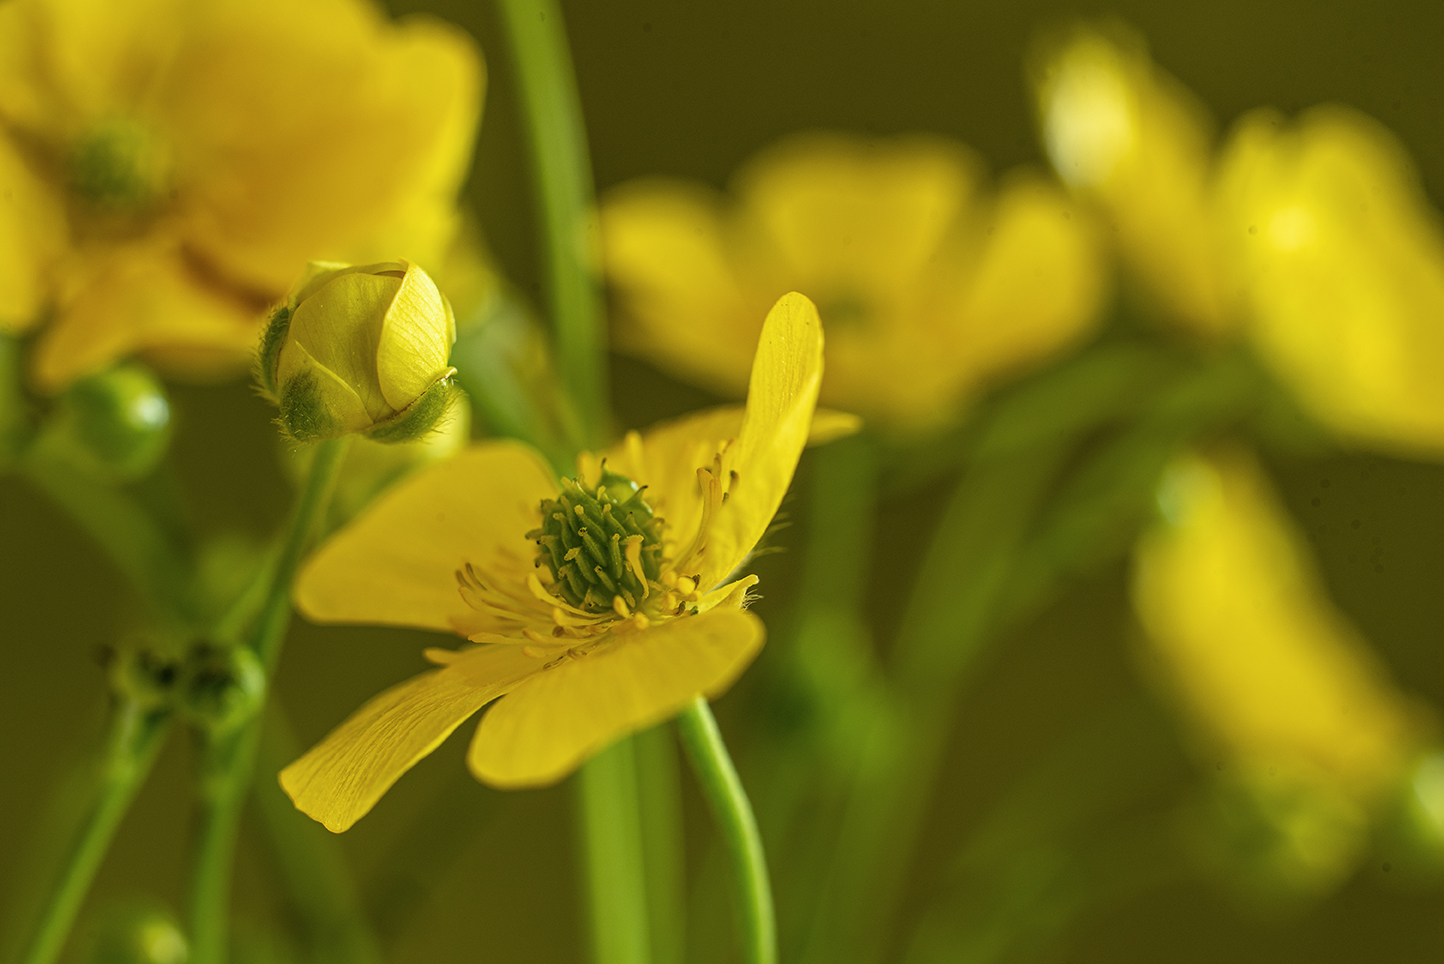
[53,363,171,479]
[84,901,188,964]
[179,644,267,737]
[258,260,458,444]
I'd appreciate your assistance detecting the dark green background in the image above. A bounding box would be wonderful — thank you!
[4,1,1444,961]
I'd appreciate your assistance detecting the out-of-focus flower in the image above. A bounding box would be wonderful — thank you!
[1034,26,1444,457]
[0,0,481,391]
[281,294,824,831]
[257,260,458,444]
[1031,25,1233,335]
[601,133,1105,435]
[1215,108,1444,457]
[1133,448,1428,890]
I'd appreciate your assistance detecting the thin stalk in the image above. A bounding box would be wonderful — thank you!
[576,739,653,964]
[17,699,171,964]
[676,698,776,964]
[188,437,348,964]
[496,0,607,450]
[799,445,1071,964]
[634,724,686,964]
[755,435,880,958]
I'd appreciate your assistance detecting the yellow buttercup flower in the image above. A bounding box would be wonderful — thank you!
[0,0,480,390]
[1035,26,1444,456]
[1133,448,1426,886]
[601,132,1105,434]
[281,293,824,832]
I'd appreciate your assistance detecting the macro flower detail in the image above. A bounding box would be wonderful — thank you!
[281,292,824,831]
[0,0,481,390]
[600,133,1105,434]
[257,259,458,444]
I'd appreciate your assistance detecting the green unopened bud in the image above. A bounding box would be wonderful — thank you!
[85,901,188,964]
[54,363,171,479]
[179,644,266,736]
[108,645,179,712]
[258,260,458,444]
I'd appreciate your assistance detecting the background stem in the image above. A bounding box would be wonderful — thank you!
[188,436,347,964]
[576,739,653,964]
[496,0,608,451]
[16,700,170,964]
[677,698,776,964]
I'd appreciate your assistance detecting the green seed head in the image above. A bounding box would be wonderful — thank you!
[532,469,665,614]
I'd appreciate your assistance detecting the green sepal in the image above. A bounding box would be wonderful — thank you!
[278,369,341,443]
[178,644,266,737]
[365,374,460,444]
[254,304,292,400]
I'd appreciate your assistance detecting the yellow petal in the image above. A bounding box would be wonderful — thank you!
[737,132,980,299]
[1133,448,1420,802]
[376,260,454,410]
[168,0,482,292]
[469,608,765,788]
[285,270,400,421]
[0,133,65,333]
[597,403,857,570]
[281,644,543,832]
[955,174,1106,386]
[295,440,556,635]
[1032,27,1234,335]
[1217,106,1444,456]
[694,292,822,591]
[600,179,757,398]
[32,242,261,391]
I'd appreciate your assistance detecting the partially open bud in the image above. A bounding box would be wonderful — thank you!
[257,260,459,444]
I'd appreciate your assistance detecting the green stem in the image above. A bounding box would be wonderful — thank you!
[496,0,608,451]
[634,724,686,964]
[799,445,1070,964]
[576,739,653,964]
[676,698,776,964]
[188,437,348,964]
[17,700,170,964]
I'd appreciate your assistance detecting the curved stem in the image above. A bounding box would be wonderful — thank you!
[677,698,776,964]
[496,0,608,451]
[17,700,170,964]
[188,436,348,964]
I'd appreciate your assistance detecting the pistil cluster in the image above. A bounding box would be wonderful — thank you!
[530,470,666,617]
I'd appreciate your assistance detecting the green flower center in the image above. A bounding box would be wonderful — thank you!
[533,470,665,615]
[69,117,171,211]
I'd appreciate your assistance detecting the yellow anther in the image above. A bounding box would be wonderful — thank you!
[675,576,696,597]
[612,595,632,618]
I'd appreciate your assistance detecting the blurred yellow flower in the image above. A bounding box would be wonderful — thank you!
[282,293,823,831]
[1133,448,1427,884]
[1031,25,1233,335]
[601,132,1105,435]
[0,0,481,391]
[1035,26,1444,456]
[1216,108,1444,456]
